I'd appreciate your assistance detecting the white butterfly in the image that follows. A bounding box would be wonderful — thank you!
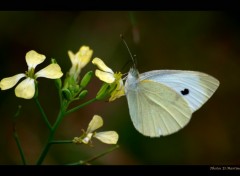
[124,67,220,137]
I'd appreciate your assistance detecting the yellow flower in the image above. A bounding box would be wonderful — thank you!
[72,115,119,145]
[92,58,125,101]
[68,46,93,80]
[0,50,63,99]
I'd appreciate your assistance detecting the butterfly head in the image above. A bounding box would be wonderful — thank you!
[128,67,139,79]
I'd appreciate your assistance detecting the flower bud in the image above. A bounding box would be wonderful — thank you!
[62,88,72,100]
[96,83,110,100]
[80,71,93,88]
[73,85,80,93]
[78,90,88,99]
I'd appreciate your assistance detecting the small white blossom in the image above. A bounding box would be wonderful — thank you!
[0,50,63,99]
[73,115,119,145]
[92,58,125,101]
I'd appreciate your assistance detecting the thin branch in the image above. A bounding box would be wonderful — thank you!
[34,97,52,130]
[65,98,97,115]
[50,140,73,144]
[67,145,119,165]
[12,106,27,165]
[13,125,27,165]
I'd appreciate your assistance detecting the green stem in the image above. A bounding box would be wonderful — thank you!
[58,88,63,108]
[50,140,73,144]
[65,98,97,115]
[13,125,27,165]
[36,107,66,165]
[34,97,52,130]
[67,145,119,165]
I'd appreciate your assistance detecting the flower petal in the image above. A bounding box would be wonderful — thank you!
[94,131,119,144]
[15,78,35,99]
[35,63,63,79]
[26,50,46,69]
[68,50,76,65]
[95,69,115,84]
[92,58,114,74]
[77,46,93,69]
[82,133,93,144]
[0,73,25,90]
[109,73,125,101]
[109,80,125,101]
[86,115,103,133]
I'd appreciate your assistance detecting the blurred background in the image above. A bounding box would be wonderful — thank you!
[0,11,239,165]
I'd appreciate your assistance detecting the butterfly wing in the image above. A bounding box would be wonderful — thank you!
[139,70,220,112]
[125,69,219,137]
[126,79,193,137]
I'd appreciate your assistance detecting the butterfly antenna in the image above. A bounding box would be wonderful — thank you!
[120,34,137,69]
[133,54,137,67]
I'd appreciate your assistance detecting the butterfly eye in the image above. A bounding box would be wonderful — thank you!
[180,88,189,95]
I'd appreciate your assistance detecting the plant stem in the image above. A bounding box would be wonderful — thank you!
[34,97,52,130]
[36,107,66,165]
[58,87,63,108]
[67,145,119,165]
[13,125,27,165]
[65,98,97,115]
[50,140,73,144]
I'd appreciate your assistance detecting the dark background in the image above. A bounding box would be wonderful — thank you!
[0,11,239,165]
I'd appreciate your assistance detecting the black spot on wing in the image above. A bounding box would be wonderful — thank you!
[181,88,189,95]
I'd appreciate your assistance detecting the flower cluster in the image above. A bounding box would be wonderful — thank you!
[0,46,125,102]
[63,46,125,102]
[0,46,122,164]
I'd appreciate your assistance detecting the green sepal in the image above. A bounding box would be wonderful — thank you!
[55,78,62,90]
[51,58,57,64]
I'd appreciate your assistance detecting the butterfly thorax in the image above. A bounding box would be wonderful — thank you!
[125,68,140,94]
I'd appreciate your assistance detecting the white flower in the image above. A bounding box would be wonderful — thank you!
[68,46,93,80]
[0,50,63,99]
[73,115,119,145]
[92,58,125,101]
